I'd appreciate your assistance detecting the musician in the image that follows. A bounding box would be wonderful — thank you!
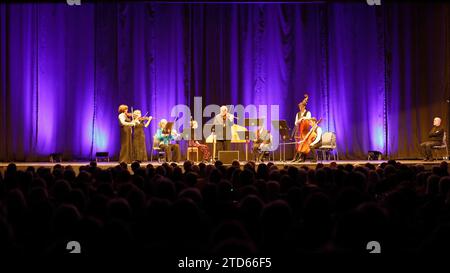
[295,118,322,162]
[420,117,445,161]
[155,119,181,163]
[213,106,235,152]
[132,110,152,162]
[308,118,323,162]
[118,104,137,163]
[252,125,272,162]
[189,119,211,162]
[295,99,312,127]
[292,95,312,162]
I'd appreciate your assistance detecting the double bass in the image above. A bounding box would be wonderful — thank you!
[296,118,322,154]
[294,94,310,151]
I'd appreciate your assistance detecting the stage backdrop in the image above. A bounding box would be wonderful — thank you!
[1,2,449,161]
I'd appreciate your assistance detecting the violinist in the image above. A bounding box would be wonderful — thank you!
[155,118,181,163]
[118,104,136,163]
[294,118,322,163]
[213,106,235,152]
[132,109,153,162]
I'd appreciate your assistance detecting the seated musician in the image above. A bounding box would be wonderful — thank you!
[252,125,272,162]
[155,119,181,163]
[189,119,211,162]
[294,118,322,163]
[420,117,445,161]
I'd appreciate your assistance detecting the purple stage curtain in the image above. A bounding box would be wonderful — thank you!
[1,2,449,161]
[385,3,450,159]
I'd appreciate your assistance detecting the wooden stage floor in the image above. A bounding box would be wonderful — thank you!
[1,160,447,174]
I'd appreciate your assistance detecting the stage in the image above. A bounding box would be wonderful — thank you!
[0,160,447,175]
[1,2,449,180]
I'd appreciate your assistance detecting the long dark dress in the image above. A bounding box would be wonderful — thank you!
[119,124,133,163]
[133,122,148,162]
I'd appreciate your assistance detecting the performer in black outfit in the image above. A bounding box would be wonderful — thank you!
[420,117,445,161]
[132,109,152,162]
[118,104,136,163]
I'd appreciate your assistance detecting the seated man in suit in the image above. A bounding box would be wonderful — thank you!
[155,119,181,163]
[420,117,445,161]
[252,125,272,162]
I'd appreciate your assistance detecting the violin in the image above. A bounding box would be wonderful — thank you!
[129,111,152,122]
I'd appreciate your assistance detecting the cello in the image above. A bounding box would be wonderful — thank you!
[296,118,322,154]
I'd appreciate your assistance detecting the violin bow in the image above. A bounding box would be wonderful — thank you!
[130,106,135,123]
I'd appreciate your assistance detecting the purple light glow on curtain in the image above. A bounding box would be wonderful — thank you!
[1,2,449,161]
[386,3,450,159]
[93,3,186,159]
[38,4,96,158]
[327,3,387,159]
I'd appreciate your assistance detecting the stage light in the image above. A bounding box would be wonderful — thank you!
[95,152,110,162]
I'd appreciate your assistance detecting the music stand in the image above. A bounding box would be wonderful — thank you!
[282,121,291,139]
[272,120,291,162]
[203,123,216,134]
[203,123,217,161]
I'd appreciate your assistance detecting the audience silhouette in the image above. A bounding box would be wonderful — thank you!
[1,160,450,259]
